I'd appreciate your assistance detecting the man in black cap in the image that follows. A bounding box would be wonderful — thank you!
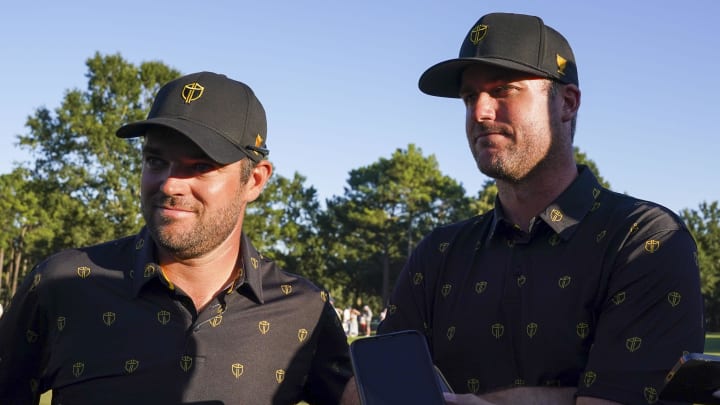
[0,72,356,404]
[378,12,704,404]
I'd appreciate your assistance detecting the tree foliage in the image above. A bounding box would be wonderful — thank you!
[324,144,473,306]
[681,202,720,329]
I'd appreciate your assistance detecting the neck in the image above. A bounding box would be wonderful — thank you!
[496,162,578,230]
[157,231,242,312]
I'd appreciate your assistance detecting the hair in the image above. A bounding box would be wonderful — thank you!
[548,80,578,141]
[239,157,257,185]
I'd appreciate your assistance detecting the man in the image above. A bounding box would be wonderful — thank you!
[0,72,355,404]
[378,12,704,405]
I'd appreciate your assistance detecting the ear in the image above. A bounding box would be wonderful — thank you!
[245,160,273,203]
[560,84,581,122]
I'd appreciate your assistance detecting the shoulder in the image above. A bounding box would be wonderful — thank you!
[34,235,137,276]
[598,190,689,234]
[423,214,490,245]
[258,258,331,306]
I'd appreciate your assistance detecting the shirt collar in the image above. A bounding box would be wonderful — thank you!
[487,165,603,242]
[129,227,266,304]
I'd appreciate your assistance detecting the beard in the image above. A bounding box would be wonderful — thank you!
[141,193,244,260]
[470,109,568,184]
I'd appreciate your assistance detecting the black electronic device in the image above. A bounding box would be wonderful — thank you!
[660,352,720,404]
[349,330,451,405]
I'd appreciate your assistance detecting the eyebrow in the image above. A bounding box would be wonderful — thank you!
[141,144,163,156]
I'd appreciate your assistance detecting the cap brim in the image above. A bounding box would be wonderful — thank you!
[418,57,552,98]
[116,117,254,164]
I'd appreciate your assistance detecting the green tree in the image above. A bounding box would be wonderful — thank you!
[0,169,40,305]
[325,144,473,306]
[471,179,497,215]
[680,201,720,330]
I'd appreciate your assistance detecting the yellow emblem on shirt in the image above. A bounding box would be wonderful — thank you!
[526,323,538,338]
[491,323,504,339]
[644,240,661,253]
[103,312,116,326]
[576,322,589,339]
[583,371,597,387]
[612,292,626,305]
[125,359,139,374]
[180,356,193,372]
[668,292,681,307]
[77,266,91,279]
[157,310,171,325]
[73,362,85,377]
[467,379,480,394]
[232,363,244,378]
[644,386,658,403]
[626,337,642,352]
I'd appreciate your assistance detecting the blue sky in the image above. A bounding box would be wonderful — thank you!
[2,0,718,214]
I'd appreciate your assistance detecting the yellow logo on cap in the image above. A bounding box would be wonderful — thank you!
[182,82,204,104]
[556,54,567,76]
[470,24,488,45]
[253,134,264,157]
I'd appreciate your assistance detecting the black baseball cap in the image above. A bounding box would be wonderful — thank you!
[117,71,269,164]
[419,13,579,98]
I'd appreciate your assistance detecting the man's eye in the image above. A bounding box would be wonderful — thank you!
[144,157,165,169]
[461,93,478,105]
[492,85,517,96]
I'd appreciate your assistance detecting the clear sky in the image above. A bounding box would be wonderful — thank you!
[2,0,718,214]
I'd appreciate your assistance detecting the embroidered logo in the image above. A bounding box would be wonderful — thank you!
[182,82,204,104]
[491,323,504,339]
[667,292,681,307]
[556,54,568,76]
[157,310,171,325]
[644,240,661,253]
[180,356,193,372]
[232,363,244,378]
[77,266,91,279]
[469,24,488,45]
[124,359,139,374]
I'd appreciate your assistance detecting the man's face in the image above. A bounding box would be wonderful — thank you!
[140,128,248,260]
[459,65,568,183]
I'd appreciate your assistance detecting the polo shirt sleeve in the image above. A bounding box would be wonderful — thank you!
[302,301,354,405]
[378,229,445,339]
[0,265,48,404]
[576,207,705,404]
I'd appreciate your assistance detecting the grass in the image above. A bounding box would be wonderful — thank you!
[37,333,720,404]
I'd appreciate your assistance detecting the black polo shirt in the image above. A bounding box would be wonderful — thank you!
[0,228,352,405]
[378,165,704,405]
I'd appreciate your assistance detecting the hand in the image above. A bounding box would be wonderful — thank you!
[444,393,496,405]
[444,387,578,405]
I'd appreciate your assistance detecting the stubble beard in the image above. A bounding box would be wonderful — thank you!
[471,111,565,184]
[142,194,244,260]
